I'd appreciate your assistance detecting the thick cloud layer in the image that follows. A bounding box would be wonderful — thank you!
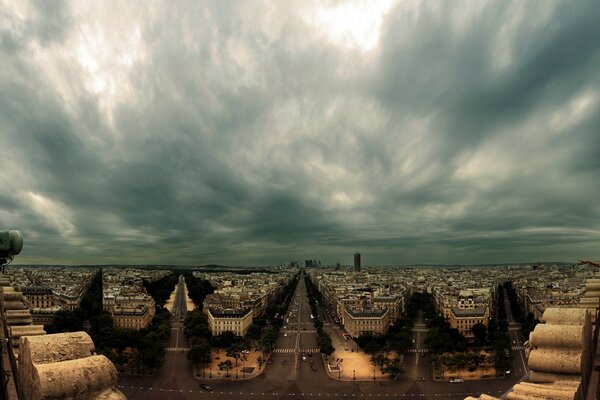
[1,0,599,265]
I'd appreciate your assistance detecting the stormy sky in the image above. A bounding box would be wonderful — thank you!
[1,1,599,266]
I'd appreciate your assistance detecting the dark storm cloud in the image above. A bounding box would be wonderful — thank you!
[1,0,599,265]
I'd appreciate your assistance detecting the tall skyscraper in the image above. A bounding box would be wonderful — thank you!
[354,252,361,272]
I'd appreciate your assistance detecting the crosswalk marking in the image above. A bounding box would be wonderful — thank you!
[272,348,320,354]
[512,345,525,350]
[165,347,191,351]
[406,348,429,353]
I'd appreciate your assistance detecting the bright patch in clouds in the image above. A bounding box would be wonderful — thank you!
[305,0,396,51]
[23,192,75,237]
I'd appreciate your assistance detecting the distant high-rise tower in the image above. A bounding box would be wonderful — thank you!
[354,252,361,272]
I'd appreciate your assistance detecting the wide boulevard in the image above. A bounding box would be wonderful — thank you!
[119,273,522,400]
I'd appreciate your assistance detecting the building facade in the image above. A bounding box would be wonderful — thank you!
[354,253,361,272]
[206,307,253,336]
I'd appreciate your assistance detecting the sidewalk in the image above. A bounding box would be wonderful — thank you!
[320,320,396,382]
[322,346,400,382]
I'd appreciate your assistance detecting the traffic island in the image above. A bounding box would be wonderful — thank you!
[194,350,266,381]
[322,350,397,382]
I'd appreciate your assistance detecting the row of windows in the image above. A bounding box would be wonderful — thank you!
[455,319,484,325]
[352,319,382,325]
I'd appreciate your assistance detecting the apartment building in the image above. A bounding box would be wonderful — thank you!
[206,307,253,336]
[102,268,166,331]
[343,308,390,337]
[310,271,407,338]
[448,306,489,338]
[103,293,156,330]
[200,271,294,336]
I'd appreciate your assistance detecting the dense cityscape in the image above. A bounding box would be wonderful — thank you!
[0,257,598,399]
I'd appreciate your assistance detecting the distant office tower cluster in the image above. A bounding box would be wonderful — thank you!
[354,252,361,272]
[305,259,321,268]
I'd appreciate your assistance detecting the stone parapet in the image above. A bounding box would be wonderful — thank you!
[19,331,126,400]
[466,307,589,400]
[2,291,24,302]
[10,325,46,348]
[542,308,588,326]
[5,309,33,325]
[529,324,584,349]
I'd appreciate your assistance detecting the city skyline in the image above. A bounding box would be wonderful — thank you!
[2,1,600,266]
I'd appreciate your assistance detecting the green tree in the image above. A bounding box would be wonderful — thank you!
[471,323,487,346]
[370,352,389,371]
[383,357,404,377]
[245,323,263,340]
[227,343,243,366]
[218,360,233,377]
[219,331,236,348]
[187,340,212,365]
[44,309,84,333]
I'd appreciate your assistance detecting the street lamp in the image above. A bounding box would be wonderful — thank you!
[353,369,356,380]
[373,369,376,380]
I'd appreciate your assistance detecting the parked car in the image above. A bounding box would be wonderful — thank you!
[505,370,511,375]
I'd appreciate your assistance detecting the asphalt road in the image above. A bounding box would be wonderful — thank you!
[119,272,522,400]
[503,287,528,377]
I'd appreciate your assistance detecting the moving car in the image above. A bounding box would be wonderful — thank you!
[450,378,464,383]
[200,384,214,391]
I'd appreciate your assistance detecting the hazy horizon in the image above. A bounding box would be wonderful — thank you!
[2,1,599,266]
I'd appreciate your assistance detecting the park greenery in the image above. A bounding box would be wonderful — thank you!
[45,269,176,374]
[304,274,335,355]
[184,272,216,306]
[432,351,495,379]
[370,352,404,377]
[143,272,179,308]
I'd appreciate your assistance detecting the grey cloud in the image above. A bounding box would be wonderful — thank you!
[1,0,599,266]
